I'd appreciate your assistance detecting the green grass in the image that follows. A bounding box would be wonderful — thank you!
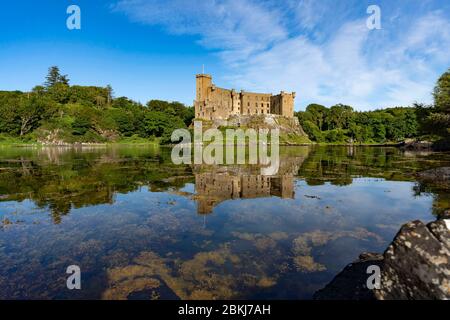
[0,133,160,146]
[279,133,312,145]
[0,134,40,146]
[115,135,160,145]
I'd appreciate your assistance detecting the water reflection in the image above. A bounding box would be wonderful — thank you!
[0,145,449,299]
[192,151,307,214]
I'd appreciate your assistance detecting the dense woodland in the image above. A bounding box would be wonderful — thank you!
[296,104,419,143]
[0,66,449,146]
[295,68,450,145]
[0,66,194,144]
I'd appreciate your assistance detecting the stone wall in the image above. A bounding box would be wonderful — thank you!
[194,74,296,120]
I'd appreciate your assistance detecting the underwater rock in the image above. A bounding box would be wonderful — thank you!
[418,167,450,181]
[294,256,327,273]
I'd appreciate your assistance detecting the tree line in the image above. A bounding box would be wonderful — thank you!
[296,104,418,143]
[0,66,449,146]
[295,68,450,146]
[0,66,194,144]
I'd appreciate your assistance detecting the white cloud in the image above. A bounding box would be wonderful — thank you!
[113,0,450,110]
[112,0,286,62]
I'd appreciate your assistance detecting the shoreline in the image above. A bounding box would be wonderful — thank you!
[0,141,414,148]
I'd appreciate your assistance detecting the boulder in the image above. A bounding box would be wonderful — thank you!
[401,139,433,150]
[375,220,449,300]
[313,253,383,300]
[314,218,450,300]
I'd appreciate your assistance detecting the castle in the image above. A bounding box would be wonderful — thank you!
[194,74,296,120]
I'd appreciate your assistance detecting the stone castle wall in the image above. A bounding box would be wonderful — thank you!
[194,74,296,120]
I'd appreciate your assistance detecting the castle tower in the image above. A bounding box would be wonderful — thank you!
[280,91,295,117]
[270,91,295,117]
[195,74,212,102]
[194,74,212,119]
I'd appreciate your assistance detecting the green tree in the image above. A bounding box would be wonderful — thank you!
[324,129,346,143]
[17,94,48,136]
[107,108,135,136]
[45,66,69,88]
[0,91,22,135]
[106,85,114,105]
[348,122,363,142]
[143,111,186,143]
[305,104,328,130]
[426,69,450,139]
[434,68,450,113]
[327,104,353,130]
[48,83,70,104]
[183,106,195,126]
[43,66,71,103]
[72,116,91,136]
[302,120,324,142]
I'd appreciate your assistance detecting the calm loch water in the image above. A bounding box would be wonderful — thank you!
[0,145,449,299]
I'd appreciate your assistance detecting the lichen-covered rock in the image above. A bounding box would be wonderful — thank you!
[375,220,450,300]
[314,218,450,300]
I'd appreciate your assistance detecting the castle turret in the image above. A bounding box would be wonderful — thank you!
[195,74,212,102]
[194,74,212,119]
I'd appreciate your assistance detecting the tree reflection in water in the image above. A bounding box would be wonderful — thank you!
[0,145,448,299]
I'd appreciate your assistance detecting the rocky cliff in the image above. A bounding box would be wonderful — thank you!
[197,114,310,145]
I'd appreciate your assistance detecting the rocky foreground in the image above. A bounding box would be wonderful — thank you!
[314,214,450,300]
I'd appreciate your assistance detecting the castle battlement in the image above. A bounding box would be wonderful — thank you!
[194,74,296,120]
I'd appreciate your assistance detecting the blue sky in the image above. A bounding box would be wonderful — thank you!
[1,0,449,111]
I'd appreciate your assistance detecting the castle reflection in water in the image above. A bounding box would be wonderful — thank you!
[1,145,448,224]
[192,154,306,214]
